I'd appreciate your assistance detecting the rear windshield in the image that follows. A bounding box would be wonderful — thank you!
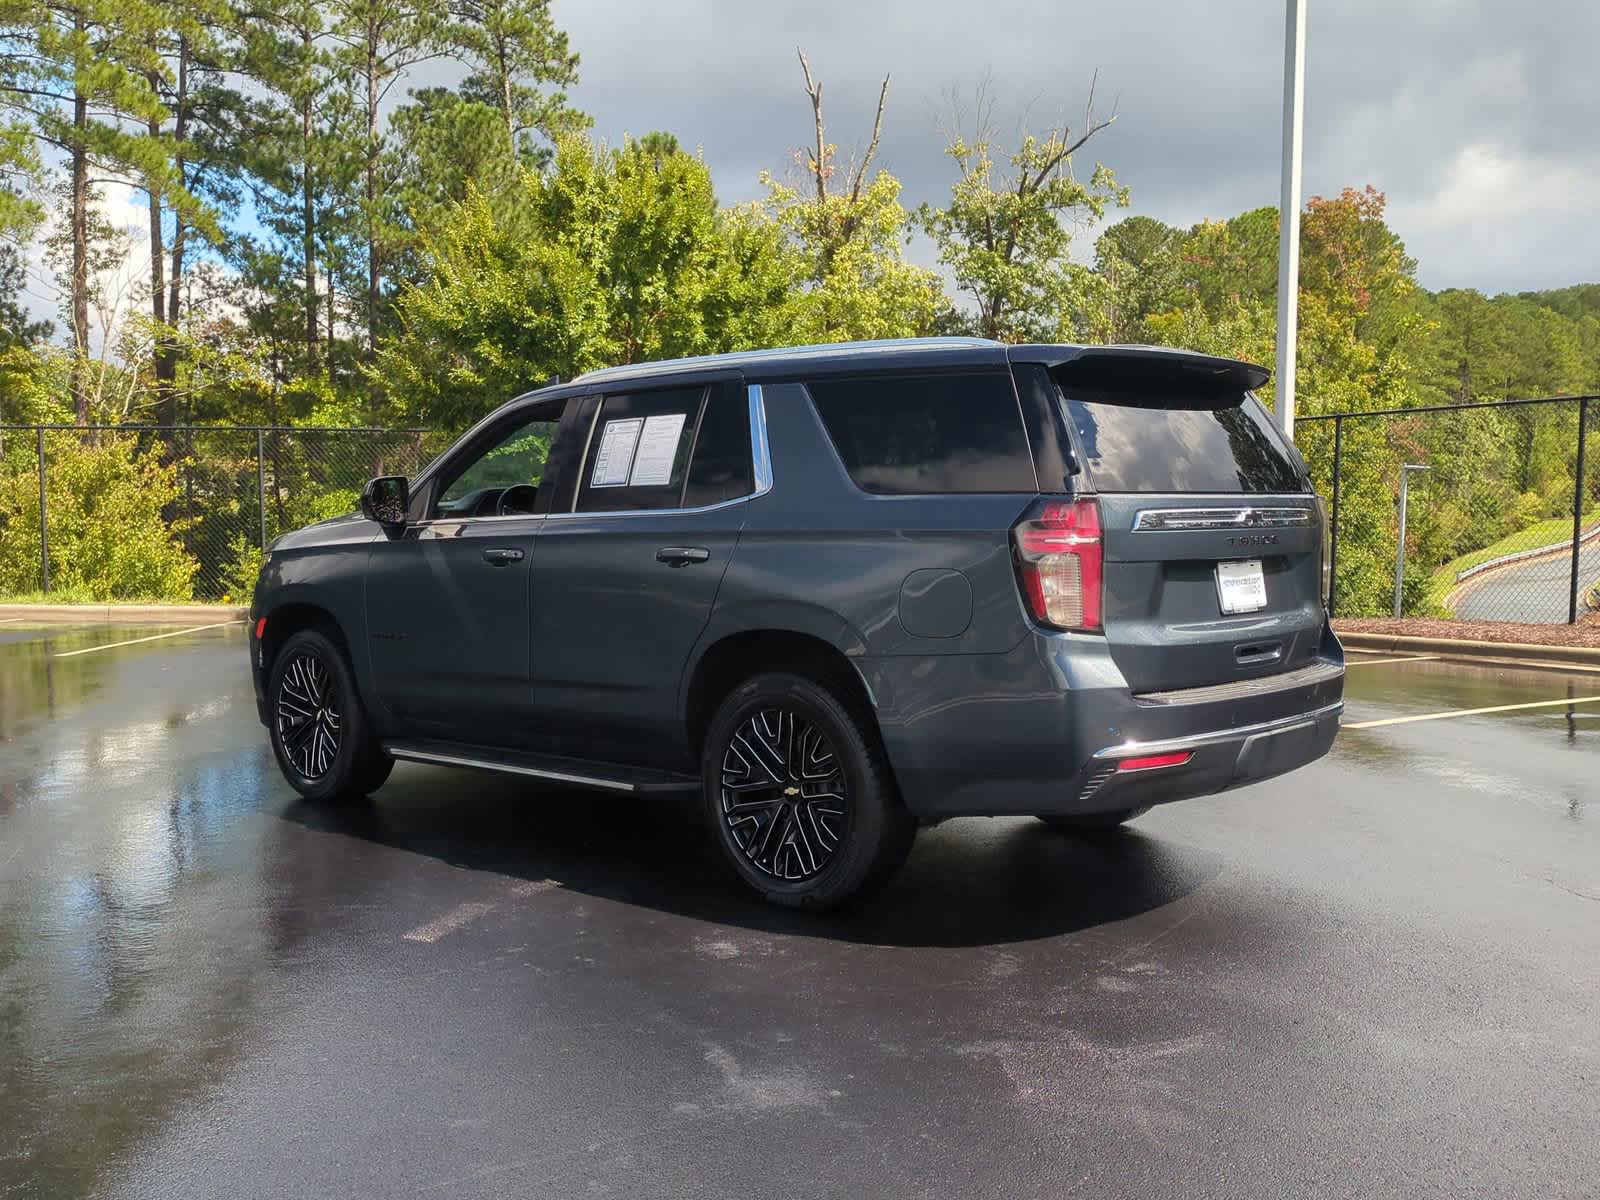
[1059,387,1303,494]
[806,372,1036,494]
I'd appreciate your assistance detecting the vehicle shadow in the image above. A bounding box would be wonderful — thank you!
[280,767,1224,949]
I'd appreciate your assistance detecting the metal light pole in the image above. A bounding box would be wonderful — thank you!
[1394,464,1430,617]
[1276,0,1307,442]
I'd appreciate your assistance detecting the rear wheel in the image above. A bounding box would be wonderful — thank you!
[703,672,914,910]
[1037,806,1150,833]
[268,628,392,802]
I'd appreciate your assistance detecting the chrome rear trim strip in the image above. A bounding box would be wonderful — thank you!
[1092,701,1344,761]
[387,746,637,792]
[1134,659,1345,706]
[1132,506,1312,531]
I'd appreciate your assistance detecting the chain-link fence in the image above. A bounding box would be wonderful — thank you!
[0,425,435,603]
[1298,395,1599,624]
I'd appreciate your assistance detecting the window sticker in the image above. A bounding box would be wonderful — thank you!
[628,413,688,486]
[591,417,643,487]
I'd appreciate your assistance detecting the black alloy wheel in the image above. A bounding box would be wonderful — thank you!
[702,672,916,910]
[720,707,848,882]
[267,627,392,802]
[275,650,342,780]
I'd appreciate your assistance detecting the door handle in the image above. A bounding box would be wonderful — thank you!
[656,546,711,566]
[482,547,525,565]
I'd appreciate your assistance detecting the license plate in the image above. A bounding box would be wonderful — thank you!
[1215,559,1267,614]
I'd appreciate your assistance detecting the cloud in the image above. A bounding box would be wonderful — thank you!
[548,0,1600,293]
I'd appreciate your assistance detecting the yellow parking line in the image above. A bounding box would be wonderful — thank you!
[1345,654,1439,667]
[1344,695,1600,730]
[52,620,244,658]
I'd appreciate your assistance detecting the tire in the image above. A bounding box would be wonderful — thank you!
[702,672,915,910]
[267,628,392,802]
[1037,806,1150,833]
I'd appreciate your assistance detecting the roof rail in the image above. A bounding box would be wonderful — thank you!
[573,337,1003,384]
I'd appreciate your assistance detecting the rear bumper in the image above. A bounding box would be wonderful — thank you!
[860,627,1345,819]
[1070,701,1341,813]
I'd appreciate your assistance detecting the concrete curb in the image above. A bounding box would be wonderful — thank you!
[1338,630,1600,675]
[0,603,248,625]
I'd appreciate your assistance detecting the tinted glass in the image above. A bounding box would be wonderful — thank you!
[683,383,753,508]
[576,387,706,513]
[436,406,562,515]
[1060,388,1302,494]
[806,373,1036,494]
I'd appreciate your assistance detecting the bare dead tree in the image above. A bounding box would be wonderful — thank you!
[928,69,1121,341]
[793,48,892,272]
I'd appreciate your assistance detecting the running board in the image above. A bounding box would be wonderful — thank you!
[383,740,700,794]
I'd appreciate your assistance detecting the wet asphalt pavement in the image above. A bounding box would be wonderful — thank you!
[1,622,1597,1199]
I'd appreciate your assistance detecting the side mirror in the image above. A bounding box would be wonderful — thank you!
[360,476,410,537]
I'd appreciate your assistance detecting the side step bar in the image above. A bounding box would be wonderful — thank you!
[383,741,700,795]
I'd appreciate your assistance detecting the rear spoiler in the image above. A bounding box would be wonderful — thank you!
[1009,344,1271,394]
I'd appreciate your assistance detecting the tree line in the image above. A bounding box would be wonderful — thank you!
[1,4,1598,611]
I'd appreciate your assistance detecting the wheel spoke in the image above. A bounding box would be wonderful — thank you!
[275,652,341,782]
[721,704,850,883]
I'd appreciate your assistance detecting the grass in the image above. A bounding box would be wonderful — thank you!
[1429,508,1600,612]
[0,590,232,606]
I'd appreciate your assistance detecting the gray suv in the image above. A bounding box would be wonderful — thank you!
[251,338,1344,908]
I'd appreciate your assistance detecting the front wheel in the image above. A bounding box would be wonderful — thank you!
[703,672,915,910]
[268,628,392,803]
[1037,806,1150,833]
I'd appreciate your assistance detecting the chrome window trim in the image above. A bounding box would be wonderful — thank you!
[749,383,773,495]
[1132,506,1313,532]
[408,512,547,528]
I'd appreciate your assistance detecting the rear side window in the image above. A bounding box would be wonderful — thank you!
[576,387,704,513]
[806,372,1036,495]
[683,383,753,508]
[1060,388,1302,494]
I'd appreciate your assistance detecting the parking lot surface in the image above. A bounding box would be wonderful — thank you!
[2,620,1597,1199]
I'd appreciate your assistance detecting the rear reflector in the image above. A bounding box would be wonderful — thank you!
[1116,751,1193,772]
[254,617,267,639]
[1012,497,1103,632]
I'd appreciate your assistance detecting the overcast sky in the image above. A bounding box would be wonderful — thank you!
[545,0,1600,295]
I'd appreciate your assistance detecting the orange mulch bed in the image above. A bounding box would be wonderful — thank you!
[1334,616,1600,649]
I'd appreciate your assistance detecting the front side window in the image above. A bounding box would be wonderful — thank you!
[805,372,1037,495]
[436,406,563,517]
[576,387,706,513]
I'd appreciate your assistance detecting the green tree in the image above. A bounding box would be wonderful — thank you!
[1,0,169,419]
[374,135,794,430]
[1087,214,1185,341]
[387,85,523,280]
[0,433,197,599]
[445,0,584,164]
[747,50,944,343]
[142,0,247,425]
[238,0,337,372]
[329,0,445,356]
[921,79,1126,342]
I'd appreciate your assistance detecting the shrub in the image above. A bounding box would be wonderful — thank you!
[0,435,198,601]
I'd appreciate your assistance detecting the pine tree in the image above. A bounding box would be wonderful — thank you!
[1,0,169,419]
[446,0,584,165]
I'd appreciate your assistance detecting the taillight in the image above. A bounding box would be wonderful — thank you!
[1315,495,1332,609]
[1012,497,1103,632]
